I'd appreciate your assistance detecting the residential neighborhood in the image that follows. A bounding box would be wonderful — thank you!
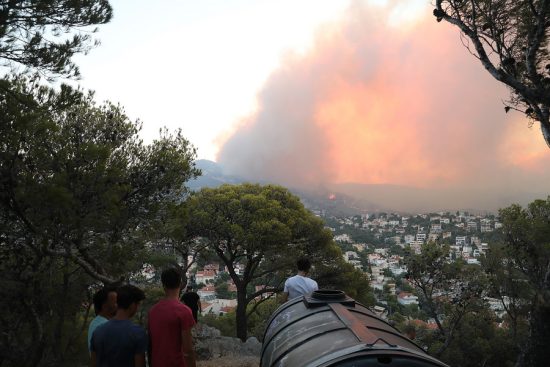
[187,209,505,326]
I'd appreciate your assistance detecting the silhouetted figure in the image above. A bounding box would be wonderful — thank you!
[180,286,201,323]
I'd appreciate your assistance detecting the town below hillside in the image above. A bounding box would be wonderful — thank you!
[189,209,504,324]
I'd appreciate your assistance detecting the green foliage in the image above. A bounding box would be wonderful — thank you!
[187,183,371,340]
[0,250,95,366]
[316,261,374,306]
[246,298,281,341]
[215,283,237,299]
[405,242,489,357]
[0,77,199,283]
[0,77,199,366]
[201,312,237,338]
[0,0,113,78]
[437,310,517,367]
[491,197,550,366]
[201,297,283,341]
[434,0,550,145]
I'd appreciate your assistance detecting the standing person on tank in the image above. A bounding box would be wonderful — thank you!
[281,258,319,302]
[148,268,196,367]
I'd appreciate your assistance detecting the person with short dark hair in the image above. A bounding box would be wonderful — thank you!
[149,268,196,367]
[281,258,318,303]
[180,286,201,323]
[88,287,117,353]
[90,284,147,367]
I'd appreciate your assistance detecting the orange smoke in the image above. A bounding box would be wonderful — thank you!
[217,1,550,196]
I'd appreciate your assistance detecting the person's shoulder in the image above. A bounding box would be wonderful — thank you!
[92,319,111,339]
[127,321,147,336]
[159,299,191,314]
[286,275,298,282]
[149,300,162,314]
[131,322,147,332]
[90,315,107,326]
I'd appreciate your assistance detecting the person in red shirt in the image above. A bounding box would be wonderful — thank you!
[148,268,196,367]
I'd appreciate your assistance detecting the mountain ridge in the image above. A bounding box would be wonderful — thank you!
[189,160,546,214]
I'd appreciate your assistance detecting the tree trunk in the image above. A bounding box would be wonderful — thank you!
[521,299,550,367]
[236,287,248,342]
[54,258,70,361]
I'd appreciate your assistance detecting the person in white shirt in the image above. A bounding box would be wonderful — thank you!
[282,258,318,302]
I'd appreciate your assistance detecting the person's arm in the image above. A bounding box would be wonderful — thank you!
[90,351,97,367]
[181,328,196,367]
[281,292,288,303]
[281,279,289,303]
[134,353,146,367]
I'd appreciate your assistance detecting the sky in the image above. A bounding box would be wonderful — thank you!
[73,0,550,210]
[73,0,351,159]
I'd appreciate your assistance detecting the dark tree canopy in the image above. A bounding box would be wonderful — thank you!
[404,242,488,357]
[0,77,200,284]
[0,0,112,78]
[434,0,550,146]
[0,77,200,365]
[496,197,550,367]
[186,183,365,341]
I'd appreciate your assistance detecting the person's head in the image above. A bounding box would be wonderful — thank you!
[93,287,117,317]
[161,268,183,290]
[116,285,145,317]
[297,258,312,273]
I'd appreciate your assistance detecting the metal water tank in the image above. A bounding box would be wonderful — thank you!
[261,290,448,367]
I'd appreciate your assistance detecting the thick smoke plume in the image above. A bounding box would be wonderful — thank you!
[217,1,549,211]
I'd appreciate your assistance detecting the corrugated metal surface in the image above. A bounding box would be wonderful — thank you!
[261,290,449,367]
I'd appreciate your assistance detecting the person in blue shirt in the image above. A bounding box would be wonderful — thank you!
[90,284,147,367]
[88,287,117,353]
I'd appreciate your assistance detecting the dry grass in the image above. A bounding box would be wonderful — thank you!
[197,356,259,367]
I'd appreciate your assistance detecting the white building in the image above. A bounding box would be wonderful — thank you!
[456,236,468,246]
[334,234,353,243]
[374,248,389,256]
[197,285,216,300]
[195,270,216,284]
[480,223,493,232]
[397,292,419,306]
[430,223,442,233]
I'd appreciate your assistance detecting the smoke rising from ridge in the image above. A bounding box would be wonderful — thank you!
[217,1,550,208]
